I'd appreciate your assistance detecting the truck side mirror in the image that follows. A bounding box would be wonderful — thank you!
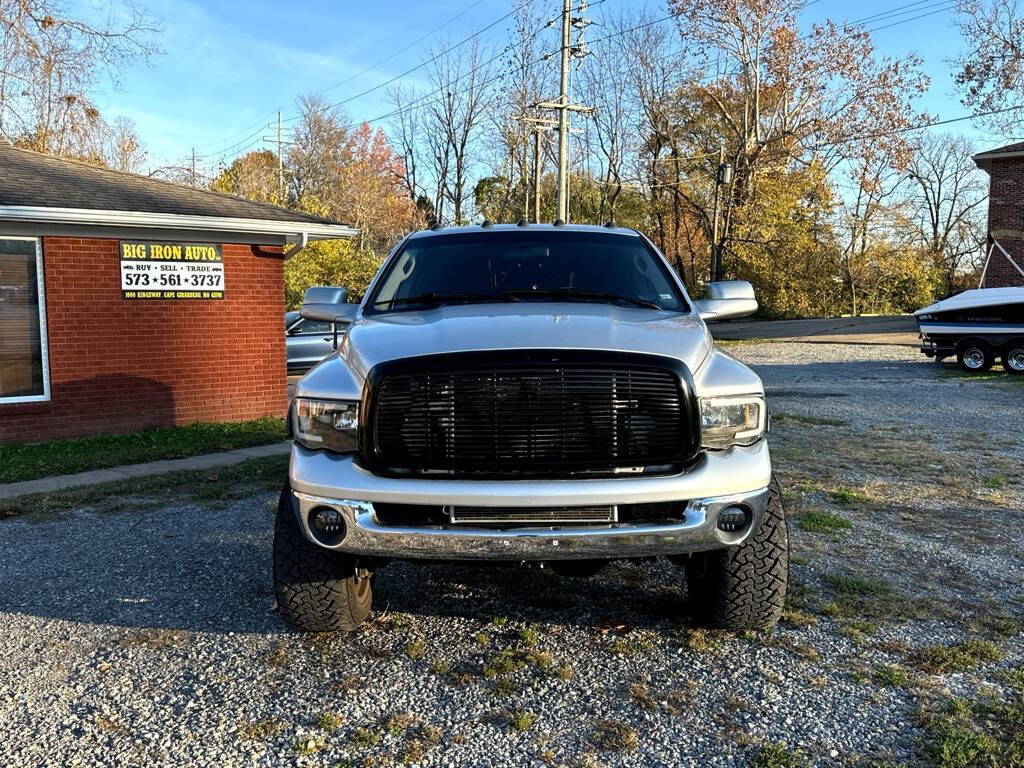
[694,280,758,322]
[300,285,357,348]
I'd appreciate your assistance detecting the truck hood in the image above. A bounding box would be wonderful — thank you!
[297,303,713,400]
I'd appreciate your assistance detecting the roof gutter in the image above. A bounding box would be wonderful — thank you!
[0,205,357,247]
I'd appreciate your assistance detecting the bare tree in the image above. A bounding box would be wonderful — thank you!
[286,93,353,213]
[0,0,160,155]
[423,37,494,225]
[954,0,1024,136]
[387,83,422,204]
[906,133,988,293]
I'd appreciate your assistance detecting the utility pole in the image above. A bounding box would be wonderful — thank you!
[276,111,284,204]
[190,147,196,187]
[263,112,293,205]
[536,0,592,223]
[516,115,557,223]
[709,147,733,283]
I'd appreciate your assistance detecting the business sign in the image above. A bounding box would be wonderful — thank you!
[120,241,225,300]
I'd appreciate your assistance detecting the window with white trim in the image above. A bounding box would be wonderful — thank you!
[0,237,49,402]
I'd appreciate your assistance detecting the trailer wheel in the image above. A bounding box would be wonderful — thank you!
[1003,341,1024,375]
[956,340,994,373]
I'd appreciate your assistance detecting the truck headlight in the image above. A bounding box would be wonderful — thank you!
[293,398,359,453]
[700,395,766,449]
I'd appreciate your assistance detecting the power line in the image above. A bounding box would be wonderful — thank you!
[280,0,540,124]
[191,0,528,161]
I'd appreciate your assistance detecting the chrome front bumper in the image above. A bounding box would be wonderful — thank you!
[287,440,772,561]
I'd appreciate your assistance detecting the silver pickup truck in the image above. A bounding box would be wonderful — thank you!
[275,224,787,633]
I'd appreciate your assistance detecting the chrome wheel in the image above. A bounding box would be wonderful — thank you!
[1006,349,1024,372]
[963,348,985,369]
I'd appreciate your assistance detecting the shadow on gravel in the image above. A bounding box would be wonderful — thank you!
[0,496,690,636]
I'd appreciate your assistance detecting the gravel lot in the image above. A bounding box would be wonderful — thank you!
[2,343,1022,768]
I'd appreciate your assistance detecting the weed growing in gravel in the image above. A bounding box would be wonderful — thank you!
[751,742,803,767]
[474,632,490,646]
[796,509,852,534]
[483,649,528,677]
[626,682,657,711]
[119,628,186,649]
[315,712,344,732]
[968,612,1024,638]
[266,641,290,668]
[517,627,540,647]
[827,488,871,507]
[403,639,426,661]
[918,685,1024,768]
[293,734,327,755]
[591,719,638,751]
[493,676,519,697]
[429,660,451,676]
[385,711,418,736]
[982,474,1006,489]
[510,710,535,731]
[820,572,926,621]
[491,615,509,626]
[556,664,573,680]
[871,664,908,687]
[238,719,283,741]
[781,609,817,629]
[348,727,381,748]
[682,627,725,653]
[913,639,1004,674]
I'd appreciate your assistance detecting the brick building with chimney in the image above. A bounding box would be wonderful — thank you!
[973,141,1024,288]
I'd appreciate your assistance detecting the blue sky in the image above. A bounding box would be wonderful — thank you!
[78,0,991,170]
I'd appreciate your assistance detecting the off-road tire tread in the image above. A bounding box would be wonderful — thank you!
[273,484,372,632]
[685,476,788,630]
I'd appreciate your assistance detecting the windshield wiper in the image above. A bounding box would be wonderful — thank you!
[375,291,500,308]
[528,287,664,310]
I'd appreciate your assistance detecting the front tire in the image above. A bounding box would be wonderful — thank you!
[682,477,788,631]
[273,483,373,632]
[957,341,994,373]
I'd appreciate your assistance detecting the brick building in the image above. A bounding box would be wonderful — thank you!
[973,141,1024,288]
[0,144,354,444]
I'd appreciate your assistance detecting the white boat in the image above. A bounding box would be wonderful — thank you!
[914,286,1024,373]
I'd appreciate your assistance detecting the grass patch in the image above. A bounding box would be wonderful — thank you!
[751,742,803,768]
[0,417,286,484]
[826,487,871,507]
[348,727,381,748]
[315,712,344,732]
[591,719,638,751]
[238,718,284,741]
[796,509,852,534]
[293,734,327,755]
[872,664,908,687]
[509,710,535,731]
[919,692,1024,768]
[385,711,418,736]
[0,454,288,519]
[404,639,426,661]
[819,572,925,622]
[913,639,1004,675]
[626,682,657,711]
[772,412,848,427]
[982,474,1007,489]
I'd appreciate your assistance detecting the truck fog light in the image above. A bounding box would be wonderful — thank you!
[717,505,750,533]
[311,507,346,538]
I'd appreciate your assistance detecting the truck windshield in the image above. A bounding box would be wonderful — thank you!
[366,230,689,314]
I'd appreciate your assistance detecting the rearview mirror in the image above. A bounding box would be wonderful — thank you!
[694,280,758,322]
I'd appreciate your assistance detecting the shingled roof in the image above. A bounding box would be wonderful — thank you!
[973,140,1024,171]
[0,142,341,224]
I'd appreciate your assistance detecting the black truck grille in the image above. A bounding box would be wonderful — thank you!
[364,351,699,477]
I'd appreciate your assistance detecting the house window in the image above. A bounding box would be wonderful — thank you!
[0,237,49,402]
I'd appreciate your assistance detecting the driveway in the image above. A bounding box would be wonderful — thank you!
[1,344,1021,767]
